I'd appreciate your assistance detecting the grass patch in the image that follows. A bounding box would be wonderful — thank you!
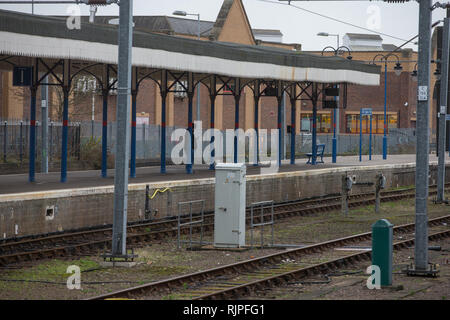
[1,258,99,282]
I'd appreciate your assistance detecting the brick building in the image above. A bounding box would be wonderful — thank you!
[0,0,303,137]
[1,0,437,140]
[306,33,421,136]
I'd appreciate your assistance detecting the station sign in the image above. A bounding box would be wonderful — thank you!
[360,108,372,116]
[446,114,450,121]
[13,66,33,87]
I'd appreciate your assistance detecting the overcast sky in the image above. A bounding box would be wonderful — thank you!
[0,0,446,51]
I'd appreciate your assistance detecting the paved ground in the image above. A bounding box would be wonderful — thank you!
[0,154,447,195]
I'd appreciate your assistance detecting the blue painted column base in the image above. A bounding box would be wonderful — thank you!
[383,135,387,160]
[60,92,69,183]
[332,137,337,163]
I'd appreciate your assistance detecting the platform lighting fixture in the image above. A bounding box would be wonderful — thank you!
[411,62,439,82]
[411,63,418,82]
[394,62,403,76]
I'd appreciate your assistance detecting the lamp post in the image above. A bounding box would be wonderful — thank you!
[317,32,339,50]
[371,54,403,160]
[320,45,352,163]
[173,10,201,123]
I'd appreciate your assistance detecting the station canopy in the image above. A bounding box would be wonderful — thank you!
[0,9,380,86]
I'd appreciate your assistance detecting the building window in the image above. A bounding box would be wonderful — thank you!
[345,113,398,134]
[300,113,332,133]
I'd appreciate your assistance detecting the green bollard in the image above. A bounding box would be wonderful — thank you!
[371,219,393,286]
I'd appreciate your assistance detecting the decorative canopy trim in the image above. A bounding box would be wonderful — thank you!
[0,9,380,85]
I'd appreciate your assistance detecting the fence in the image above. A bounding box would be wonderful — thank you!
[0,119,81,163]
[290,128,417,157]
[0,119,419,166]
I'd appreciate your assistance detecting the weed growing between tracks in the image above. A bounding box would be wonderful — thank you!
[0,197,448,300]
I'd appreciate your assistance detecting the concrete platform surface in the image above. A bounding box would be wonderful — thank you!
[0,154,448,195]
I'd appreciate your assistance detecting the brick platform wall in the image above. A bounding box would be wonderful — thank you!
[1,163,446,239]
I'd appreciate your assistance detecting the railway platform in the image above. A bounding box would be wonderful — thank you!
[1,154,450,239]
[0,154,447,195]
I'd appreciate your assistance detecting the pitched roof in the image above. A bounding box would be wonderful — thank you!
[83,15,215,37]
[209,0,256,43]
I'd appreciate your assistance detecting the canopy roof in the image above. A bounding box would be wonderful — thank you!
[0,10,380,85]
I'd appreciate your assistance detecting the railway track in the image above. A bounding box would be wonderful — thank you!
[0,185,444,266]
[88,215,450,300]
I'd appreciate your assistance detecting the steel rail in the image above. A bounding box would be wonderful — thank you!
[193,229,450,300]
[87,215,450,300]
[0,186,433,266]
[0,185,427,251]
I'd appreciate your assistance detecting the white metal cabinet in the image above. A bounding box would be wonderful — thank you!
[214,163,246,248]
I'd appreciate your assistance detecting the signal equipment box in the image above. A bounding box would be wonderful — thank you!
[214,163,246,248]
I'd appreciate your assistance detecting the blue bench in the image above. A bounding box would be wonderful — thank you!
[306,144,325,164]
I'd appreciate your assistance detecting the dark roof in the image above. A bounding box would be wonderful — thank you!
[82,15,215,37]
[345,33,383,41]
[0,9,380,79]
[382,44,398,51]
[78,15,284,40]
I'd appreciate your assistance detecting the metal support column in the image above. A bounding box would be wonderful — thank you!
[186,72,194,174]
[234,78,241,164]
[60,60,70,183]
[29,87,37,182]
[282,92,286,160]
[3,122,7,163]
[437,18,450,203]
[290,84,296,165]
[130,67,138,178]
[111,0,133,258]
[311,84,318,165]
[101,66,109,178]
[61,88,69,183]
[332,84,339,163]
[359,110,362,162]
[20,121,23,164]
[383,62,388,160]
[369,114,373,161]
[41,75,48,174]
[209,76,217,170]
[413,0,432,272]
[277,81,283,168]
[254,80,260,166]
[160,70,168,174]
[101,90,108,178]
